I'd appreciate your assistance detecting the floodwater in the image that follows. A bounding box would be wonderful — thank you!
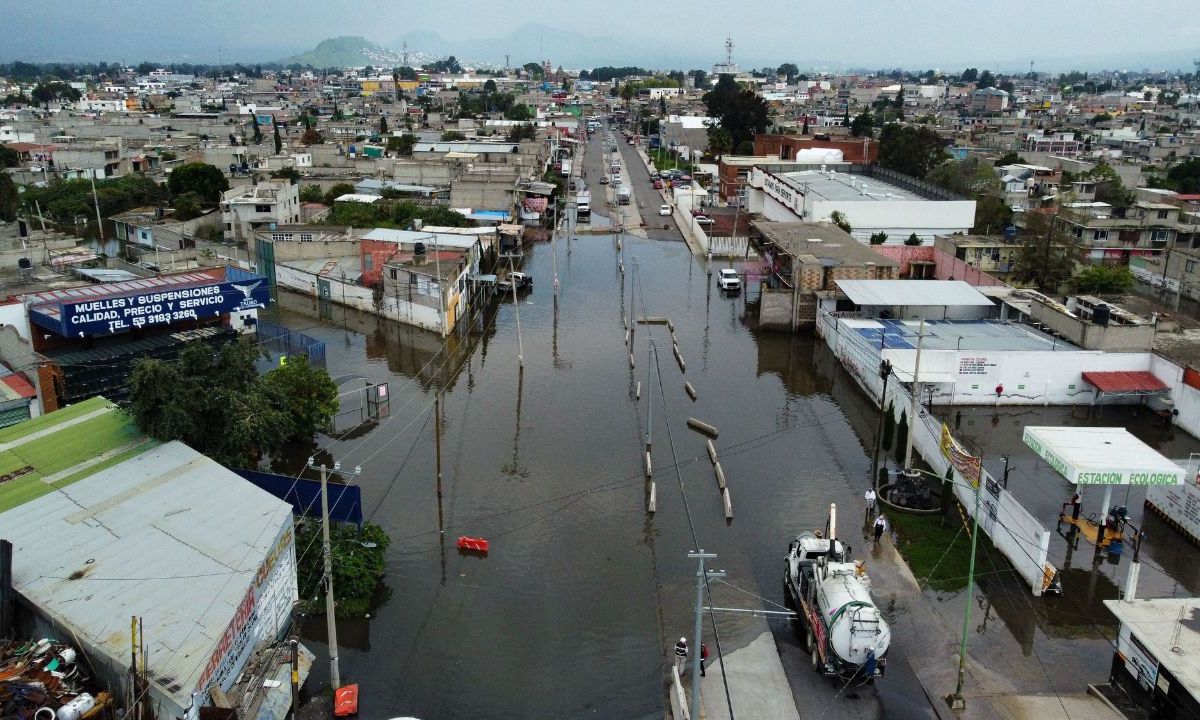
[269,214,895,718]
[265,139,1200,719]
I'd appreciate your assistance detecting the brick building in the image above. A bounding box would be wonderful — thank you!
[753,134,879,164]
[752,220,898,331]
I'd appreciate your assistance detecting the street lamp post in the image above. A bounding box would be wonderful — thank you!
[871,359,893,490]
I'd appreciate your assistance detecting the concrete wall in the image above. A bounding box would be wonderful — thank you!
[393,161,458,185]
[822,305,1156,405]
[820,307,1053,594]
[760,288,794,330]
[275,264,443,332]
[1029,301,1156,352]
[270,240,360,262]
[450,178,515,210]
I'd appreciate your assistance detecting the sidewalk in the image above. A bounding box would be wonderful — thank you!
[867,525,1126,720]
[633,145,707,256]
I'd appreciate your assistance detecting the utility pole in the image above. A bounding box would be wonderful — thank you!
[435,393,443,488]
[872,359,893,490]
[89,171,105,241]
[509,256,524,370]
[1001,454,1012,489]
[307,458,362,692]
[645,340,654,453]
[903,318,926,474]
[687,550,725,720]
[949,478,981,710]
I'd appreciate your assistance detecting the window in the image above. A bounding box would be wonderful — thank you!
[364,255,373,271]
[1186,260,1197,274]
[271,233,292,242]
[1151,230,1169,242]
[1158,210,1169,220]
[389,268,398,280]
[1092,229,1108,241]
[224,223,232,230]
[300,233,313,242]
[255,204,271,212]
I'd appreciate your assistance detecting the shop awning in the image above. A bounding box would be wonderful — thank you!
[1081,371,1168,395]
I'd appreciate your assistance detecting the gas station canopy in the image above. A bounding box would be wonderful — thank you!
[1022,426,1183,486]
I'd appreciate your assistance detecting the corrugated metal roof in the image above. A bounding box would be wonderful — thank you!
[1081,371,1168,394]
[362,228,479,250]
[835,280,994,308]
[0,441,294,711]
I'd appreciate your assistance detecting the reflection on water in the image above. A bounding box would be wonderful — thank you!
[260,226,1200,719]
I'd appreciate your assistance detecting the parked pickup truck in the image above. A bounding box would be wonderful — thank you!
[717,268,741,293]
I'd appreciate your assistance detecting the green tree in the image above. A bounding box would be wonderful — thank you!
[702,74,769,154]
[379,115,388,135]
[1071,265,1134,294]
[386,133,419,155]
[869,231,888,245]
[926,157,999,196]
[251,114,262,143]
[0,144,18,168]
[522,62,544,79]
[299,185,324,203]
[129,340,289,467]
[296,520,391,617]
[261,355,339,440]
[1160,158,1200,194]
[849,110,874,138]
[995,151,1025,166]
[830,210,852,234]
[960,68,978,83]
[972,195,1014,234]
[273,116,282,155]
[30,81,80,105]
[440,130,467,141]
[269,167,301,185]
[324,182,357,205]
[172,192,202,220]
[978,70,996,88]
[167,162,229,203]
[705,125,732,158]
[1012,211,1078,291]
[483,78,497,93]
[1084,163,1133,206]
[619,82,634,109]
[0,174,17,222]
[777,63,799,83]
[503,103,531,121]
[878,123,949,180]
[301,127,322,145]
[904,233,922,245]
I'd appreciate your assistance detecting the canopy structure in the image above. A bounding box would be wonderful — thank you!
[1081,371,1169,398]
[834,279,994,308]
[1023,425,1183,518]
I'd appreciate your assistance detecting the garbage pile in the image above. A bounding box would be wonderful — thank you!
[0,639,110,719]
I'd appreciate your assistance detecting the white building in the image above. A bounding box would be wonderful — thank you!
[746,166,976,243]
[221,181,301,243]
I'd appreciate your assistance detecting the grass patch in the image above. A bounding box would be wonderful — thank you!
[887,507,996,593]
[647,147,696,174]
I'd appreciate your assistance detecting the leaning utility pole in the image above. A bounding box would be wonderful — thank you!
[687,550,725,720]
[903,318,926,474]
[308,459,362,692]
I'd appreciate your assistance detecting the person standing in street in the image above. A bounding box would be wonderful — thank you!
[865,487,877,515]
[674,637,688,675]
[699,643,710,677]
[873,514,887,543]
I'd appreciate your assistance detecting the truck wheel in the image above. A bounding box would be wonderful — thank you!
[811,645,821,673]
[804,624,814,653]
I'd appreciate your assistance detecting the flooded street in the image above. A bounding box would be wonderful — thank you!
[262,139,1200,719]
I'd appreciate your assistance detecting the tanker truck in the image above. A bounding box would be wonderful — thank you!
[784,503,890,681]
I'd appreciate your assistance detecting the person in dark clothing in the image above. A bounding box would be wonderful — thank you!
[873,514,887,542]
[700,643,709,677]
[674,637,688,675]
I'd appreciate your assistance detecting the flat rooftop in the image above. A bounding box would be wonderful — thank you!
[779,169,922,202]
[842,318,1075,352]
[1105,598,1200,695]
[753,221,899,268]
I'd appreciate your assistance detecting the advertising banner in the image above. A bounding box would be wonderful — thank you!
[59,279,270,336]
[940,422,981,485]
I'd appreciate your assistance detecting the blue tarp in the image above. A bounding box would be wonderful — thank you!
[235,469,363,529]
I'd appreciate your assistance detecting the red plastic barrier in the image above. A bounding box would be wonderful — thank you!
[457,536,489,553]
[333,684,359,717]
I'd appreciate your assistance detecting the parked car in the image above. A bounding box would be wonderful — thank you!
[659,204,672,216]
[653,180,663,189]
[600,176,609,184]
[717,268,741,293]
[695,216,715,226]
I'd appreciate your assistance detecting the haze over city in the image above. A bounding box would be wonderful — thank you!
[2,0,1198,71]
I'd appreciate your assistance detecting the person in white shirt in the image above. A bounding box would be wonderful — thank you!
[864,488,877,512]
[873,514,887,543]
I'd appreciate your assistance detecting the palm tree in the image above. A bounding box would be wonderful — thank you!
[620,83,634,110]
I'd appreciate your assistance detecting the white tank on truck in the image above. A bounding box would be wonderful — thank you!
[784,503,890,681]
[617,186,631,205]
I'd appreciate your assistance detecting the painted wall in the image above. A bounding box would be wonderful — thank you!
[275,265,443,332]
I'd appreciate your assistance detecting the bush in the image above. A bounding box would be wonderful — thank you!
[324,183,356,205]
[296,520,391,617]
[167,162,229,203]
[904,233,922,246]
[869,232,888,245]
[172,192,202,220]
[299,185,325,203]
[1071,265,1133,294]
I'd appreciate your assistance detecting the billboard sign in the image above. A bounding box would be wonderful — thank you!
[58,279,271,336]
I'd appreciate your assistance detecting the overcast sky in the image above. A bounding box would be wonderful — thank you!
[3,0,1197,71]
